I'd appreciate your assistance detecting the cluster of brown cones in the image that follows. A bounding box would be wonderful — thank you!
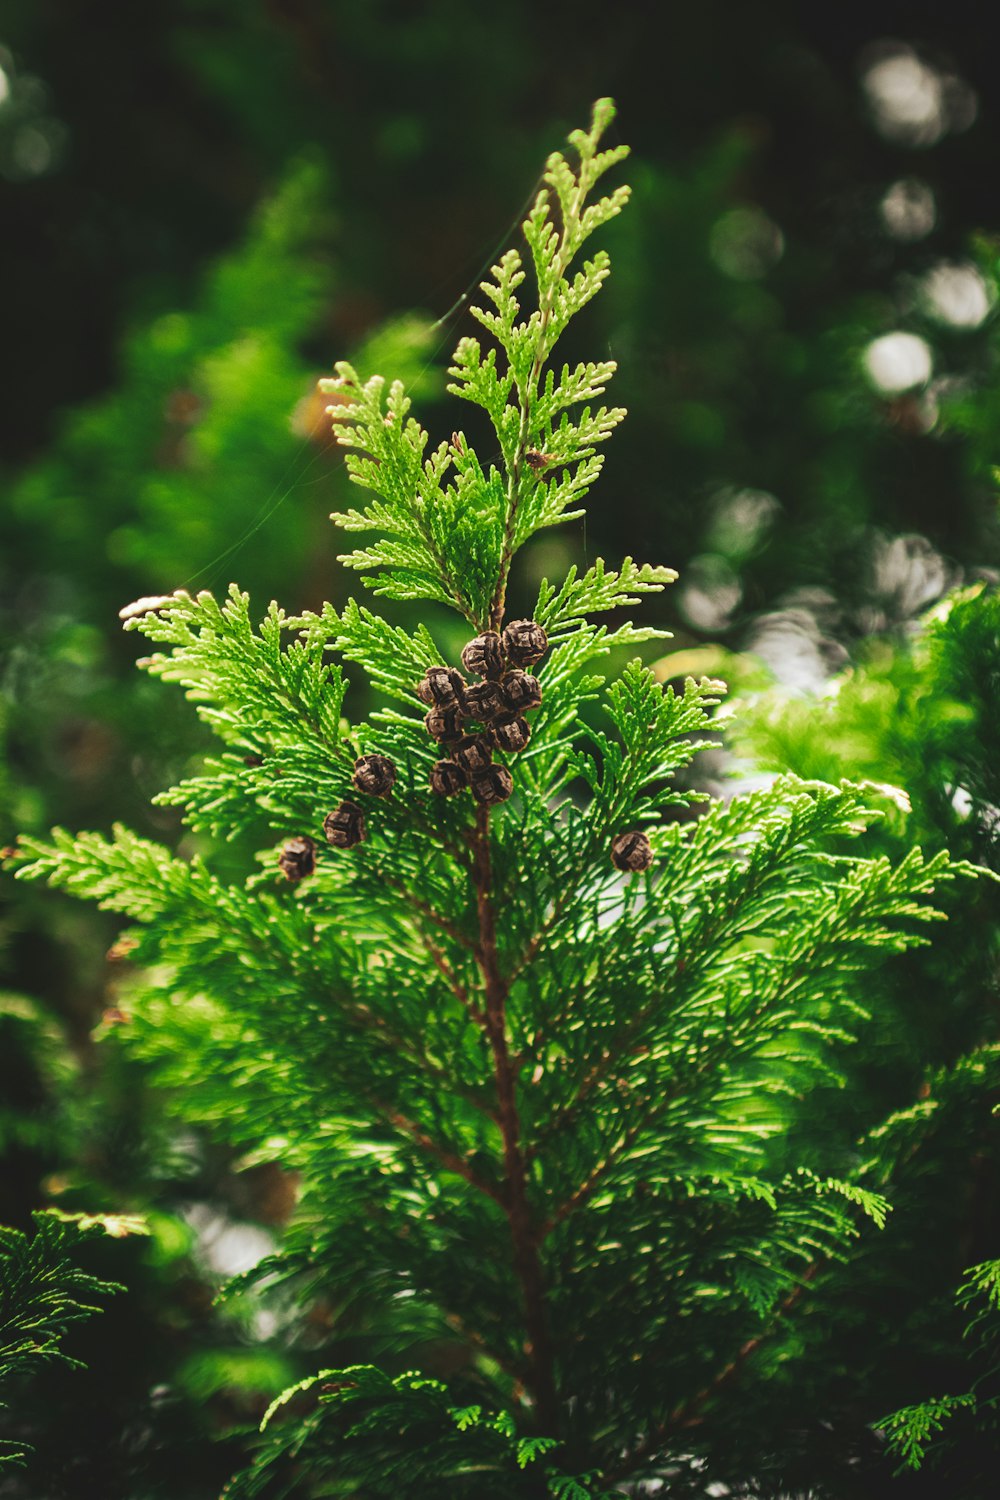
[278,616,655,880]
[420,619,548,806]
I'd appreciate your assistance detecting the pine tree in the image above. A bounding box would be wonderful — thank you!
[10,101,975,1497]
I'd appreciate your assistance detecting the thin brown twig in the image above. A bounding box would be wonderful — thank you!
[378,1100,506,1210]
[344,997,484,1109]
[527,872,775,1160]
[423,932,487,1029]
[537,984,787,1236]
[377,870,476,952]
[443,1309,528,1385]
[538,1111,646,1241]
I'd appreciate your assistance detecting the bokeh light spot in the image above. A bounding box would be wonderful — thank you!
[679,553,743,632]
[707,487,780,560]
[709,207,784,281]
[864,332,932,392]
[12,123,52,176]
[920,261,992,328]
[863,47,944,144]
[880,178,935,241]
[860,41,978,146]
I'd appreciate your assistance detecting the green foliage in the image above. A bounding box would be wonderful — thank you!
[8,161,330,604]
[875,1257,1000,1473]
[874,1256,1000,1473]
[322,99,630,629]
[728,581,1000,1488]
[10,101,977,1498]
[533,559,677,636]
[0,1212,128,1466]
[224,1366,615,1499]
[878,1392,977,1472]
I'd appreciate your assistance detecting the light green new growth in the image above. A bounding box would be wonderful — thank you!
[878,1393,977,1471]
[12,100,977,1497]
[320,97,631,630]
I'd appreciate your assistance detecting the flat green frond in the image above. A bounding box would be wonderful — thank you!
[535,558,677,635]
[322,363,485,621]
[571,659,723,826]
[226,1363,610,1499]
[291,598,443,705]
[124,583,347,755]
[794,1170,891,1230]
[878,1394,976,1472]
[14,824,226,923]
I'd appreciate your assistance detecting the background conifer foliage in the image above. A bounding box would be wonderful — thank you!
[8,103,981,1497]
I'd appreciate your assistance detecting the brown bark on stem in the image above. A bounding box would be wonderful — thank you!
[470,802,559,1434]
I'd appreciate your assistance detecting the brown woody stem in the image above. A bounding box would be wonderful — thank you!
[470,802,559,1433]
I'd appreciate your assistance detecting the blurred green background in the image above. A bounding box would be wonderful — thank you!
[4,1,1000,1494]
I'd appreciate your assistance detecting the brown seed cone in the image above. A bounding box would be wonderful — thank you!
[352,753,397,798]
[501,670,542,713]
[429,759,468,796]
[501,618,548,668]
[453,734,494,777]
[279,835,317,881]
[463,679,506,722]
[418,664,467,709]
[610,830,653,873]
[323,800,367,850]
[490,715,531,753]
[460,630,504,680]
[470,764,514,805]
[424,706,465,743]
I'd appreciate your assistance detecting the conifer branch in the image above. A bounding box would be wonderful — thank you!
[377,870,477,953]
[378,1101,505,1209]
[13,102,981,1497]
[469,804,559,1434]
[604,1265,820,1485]
[487,210,581,634]
[422,933,487,1030]
[487,103,627,633]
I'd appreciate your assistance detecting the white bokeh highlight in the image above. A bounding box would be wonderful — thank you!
[921,262,993,329]
[864,332,932,392]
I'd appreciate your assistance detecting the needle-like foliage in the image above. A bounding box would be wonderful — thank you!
[11,101,974,1497]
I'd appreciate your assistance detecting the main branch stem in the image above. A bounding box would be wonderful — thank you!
[470,803,559,1433]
